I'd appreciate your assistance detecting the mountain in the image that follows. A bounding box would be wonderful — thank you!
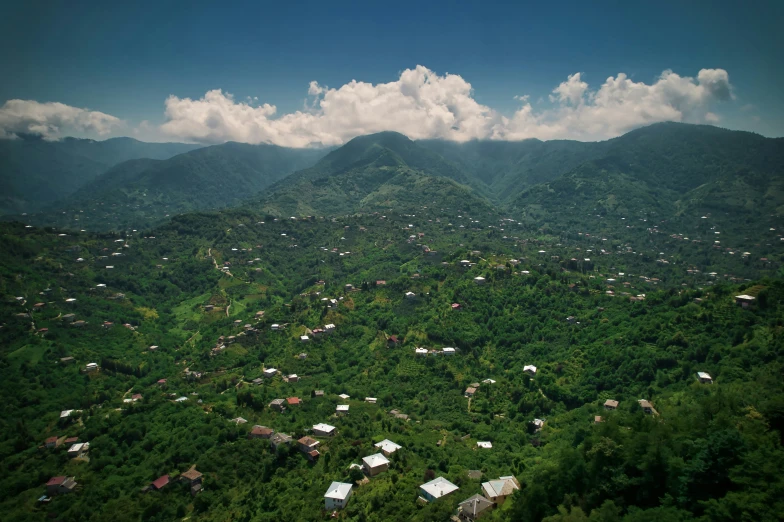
[22,142,330,230]
[510,123,784,237]
[0,135,201,213]
[417,138,599,202]
[252,131,495,216]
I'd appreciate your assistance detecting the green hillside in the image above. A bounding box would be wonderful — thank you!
[0,136,201,214]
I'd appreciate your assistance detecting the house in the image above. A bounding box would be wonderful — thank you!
[45,436,59,448]
[67,442,89,457]
[151,475,170,491]
[231,417,248,424]
[157,379,167,386]
[532,419,545,431]
[415,347,428,356]
[287,397,301,406]
[405,291,416,300]
[298,436,320,454]
[345,284,354,291]
[33,302,45,310]
[420,476,459,502]
[287,374,300,383]
[735,294,756,308]
[298,353,308,360]
[362,453,390,476]
[443,347,456,356]
[85,362,99,372]
[374,439,402,456]
[465,387,477,397]
[324,481,353,510]
[270,433,293,450]
[338,393,350,400]
[604,399,619,410]
[300,335,310,343]
[482,379,496,384]
[523,365,537,376]
[249,425,273,439]
[204,305,214,312]
[376,280,386,285]
[255,311,265,319]
[148,345,158,351]
[269,399,287,412]
[252,377,263,386]
[271,324,280,330]
[60,357,75,365]
[72,320,86,327]
[313,423,336,437]
[63,437,79,446]
[458,494,494,521]
[263,368,277,378]
[460,260,471,267]
[697,372,713,384]
[62,314,75,323]
[324,323,336,334]
[481,476,520,505]
[473,276,486,285]
[638,399,657,415]
[180,468,203,487]
[451,303,461,310]
[387,335,400,347]
[313,390,325,398]
[60,410,80,420]
[102,321,114,329]
[477,441,492,449]
[336,404,350,415]
[595,416,603,424]
[46,476,77,495]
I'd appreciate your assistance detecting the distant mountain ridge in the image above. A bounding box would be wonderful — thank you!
[0,135,201,213]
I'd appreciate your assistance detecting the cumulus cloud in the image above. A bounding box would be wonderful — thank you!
[494,68,734,141]
[0,99,122,140]
[157,66,734,146]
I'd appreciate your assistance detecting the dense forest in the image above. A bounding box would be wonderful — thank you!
[1,188,783,521]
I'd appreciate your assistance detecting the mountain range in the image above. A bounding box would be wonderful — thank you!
[3,123,783,234]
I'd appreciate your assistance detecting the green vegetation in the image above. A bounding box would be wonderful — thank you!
[0,122,783,521]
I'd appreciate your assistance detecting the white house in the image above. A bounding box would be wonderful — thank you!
[300,335,310,343]
[362,453,390,477]
[263,368,277,378]
[474,276,486,285]
[523,365,537,376]
[85,362,99,372]
[336,404,350,415]
[532,418,545,431]
[324,323,336,333]
[405,291,416,300]
[313,423,336,437]
[477,441,493,449]
[443,347,456,356]
[324,481,353,510]
[420,476,459,502]
[415,347,428,356]
[374,439,402,456]
[697,372,713,384]
[67,442,89,458]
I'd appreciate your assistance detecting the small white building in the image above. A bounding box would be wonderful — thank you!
[697,372,713,384]
[313,423,336,437]
[336,404,350,415]
[477,441,492,449]
[300,335,310,343]
[374,439,402,456]
[474,276,486,285]
[85,362,99,372]
[415,347,428,356]
[67,442,89,458]
[263,368,277,378]
[324,323,336,333]
[405,291,417,300]
[324,481,353,510]
[420,476,459,502]
[523,365,537,376]
[443,347,456,356]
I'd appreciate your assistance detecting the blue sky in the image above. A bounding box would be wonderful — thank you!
[1,0,782,144]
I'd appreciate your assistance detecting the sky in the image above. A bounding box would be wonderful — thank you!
[0,0,782,145]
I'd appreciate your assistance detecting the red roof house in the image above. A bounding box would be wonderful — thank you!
[151,475,170,490]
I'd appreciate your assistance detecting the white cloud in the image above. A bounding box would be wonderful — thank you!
[495,68,734,141]
[0,99,122,140]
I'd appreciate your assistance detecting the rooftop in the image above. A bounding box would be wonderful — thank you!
[324,481,352,500]
[362,453,390,468]
[420,476,459,498]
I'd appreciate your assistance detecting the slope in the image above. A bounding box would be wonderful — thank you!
[0,135,201,213]
[23,142,330,230]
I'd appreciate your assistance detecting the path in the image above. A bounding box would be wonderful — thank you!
[226,299,232,317]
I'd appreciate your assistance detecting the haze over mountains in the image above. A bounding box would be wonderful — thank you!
[3,123,783,234]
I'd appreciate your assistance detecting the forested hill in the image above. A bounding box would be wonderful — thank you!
[0,200,783,521]
[510,123,784,239]
[251,131,496,216]
[15,142,330,231]
[0,136,201,214]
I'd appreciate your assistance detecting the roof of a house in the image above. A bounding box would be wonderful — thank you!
[481,476,520,498]
[697,371,712,379]
[152,475,170,489]
[374,439,402,453]
[47,476,66,486]
[465,387,477,394]
[420,476,459,498]
[287,397,301,405]
[298,436,319,447]
[313,423,335,432]
[181,469,202,481]
[639,399,653,408]
[336,405,349,412]
[459,494,494,517]
[251,425,273,436]
[362,453,390,468]
[604,399,619,407]
[271,433,292,444]
[324,481,352,500]
[477,441,492,449]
